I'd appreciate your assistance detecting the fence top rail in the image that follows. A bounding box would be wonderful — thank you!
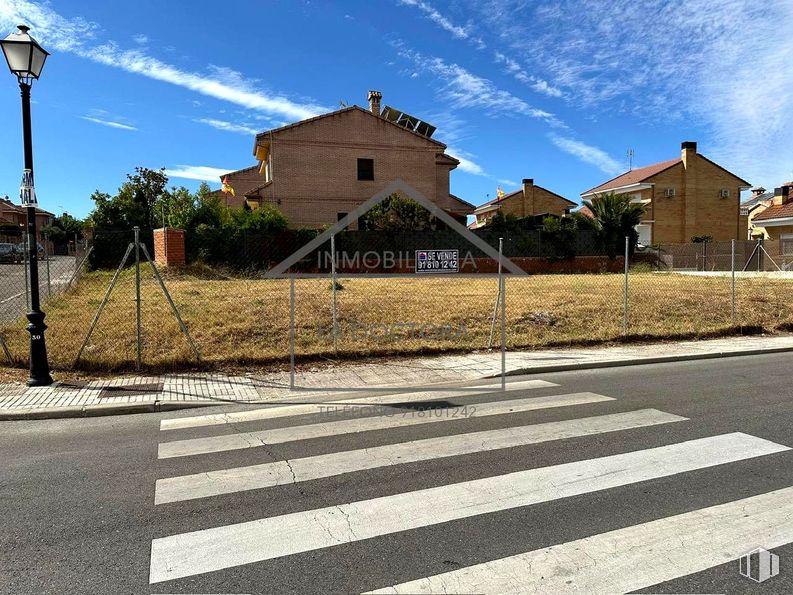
[273,272,509,279]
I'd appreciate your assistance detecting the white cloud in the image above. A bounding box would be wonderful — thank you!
[80,116,137,130]
[396,46,560,125]
[446,147,485,176]
[474,0,793,186]
[493,52,563,98]
[0,0,328,122]
[132,33,147,45]
[548,134,622,176]
[195,118,259,135]
[165,165,234,183]
[397,0,485,49]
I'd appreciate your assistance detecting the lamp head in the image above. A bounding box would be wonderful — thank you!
[1,25,49,85]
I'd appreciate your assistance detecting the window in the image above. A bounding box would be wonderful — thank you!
[357,158,374,181]
[781,234,793,256]
[337,212,348,222]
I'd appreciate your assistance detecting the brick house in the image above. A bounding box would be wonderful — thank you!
[740,187,774,239]
[581,142,751,245]
[750,183,793,253]
[0,195,53,243]
[216,91,475,228]
[470,179,575,229]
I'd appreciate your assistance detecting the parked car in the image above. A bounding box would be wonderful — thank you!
[0,243,22,264]
[15,242,46,260]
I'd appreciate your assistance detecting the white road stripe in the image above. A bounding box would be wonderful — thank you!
[155,409,686,504]
[148,433,788,584]
[369,484,793,594]
[157,392,612,459]
[160,380,559,431]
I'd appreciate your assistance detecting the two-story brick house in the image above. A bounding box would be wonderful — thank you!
[470,179,575,229]
[217,91,474,228]
[0,195,53,243]
[581,142,751,244]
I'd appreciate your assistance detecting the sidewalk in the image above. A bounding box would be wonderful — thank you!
[2,333,792,419]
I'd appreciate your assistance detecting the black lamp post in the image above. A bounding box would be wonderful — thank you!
[1,25,52,386]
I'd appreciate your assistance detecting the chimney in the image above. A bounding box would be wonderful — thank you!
[751,186,766,197]
[522,178,534,217]
[773,185,792,206]
[680,142,698,241]
[368,90,382,115]
[681,141,697,164]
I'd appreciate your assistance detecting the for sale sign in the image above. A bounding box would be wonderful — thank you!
[415,249,459,274]
[19,169,37,206]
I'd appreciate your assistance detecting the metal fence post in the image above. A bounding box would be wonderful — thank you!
[488,237,503,348]
[331,234,337,352]
[44,230,51,298]
[500,271,506,392]
[623,236,629,336]
[23,233,30,311]
[134,226,142,371]
[290,275,295,391]
[731,238,736,326]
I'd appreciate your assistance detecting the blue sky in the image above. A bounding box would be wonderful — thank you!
[1,0,792,220]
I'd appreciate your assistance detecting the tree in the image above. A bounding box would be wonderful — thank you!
[487,210,520,232]
[542,215,578,260]
[88,167,168,229]
[229,203,288,233]
[581,191,647,259]
[362,193,434,231]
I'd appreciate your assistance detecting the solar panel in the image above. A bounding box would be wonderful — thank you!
[415,121,437,138]
[381,105,401,122]
[380,105,436,137]
[396,113,419,130]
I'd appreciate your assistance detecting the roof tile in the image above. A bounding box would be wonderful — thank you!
[582,158,681,195]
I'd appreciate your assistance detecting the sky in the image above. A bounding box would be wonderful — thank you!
[1,0,792,220]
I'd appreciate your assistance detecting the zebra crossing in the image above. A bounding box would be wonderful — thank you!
[149,378,793,593]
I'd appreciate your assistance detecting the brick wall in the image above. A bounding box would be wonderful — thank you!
[251,108,465,228]
[153,227,185,267]
[646,152,745,243]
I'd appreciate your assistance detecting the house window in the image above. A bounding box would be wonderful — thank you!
[636,223,653,246]
[781,234,793,256]
[357,158,374,181]
[337,212,348,222]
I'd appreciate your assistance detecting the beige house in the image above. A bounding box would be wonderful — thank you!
[470,179,575,229]
[751,184,793,252]
[216,90,474,228]
[0,195,53,243]
[581,142,751,244]
[740,187,774,239]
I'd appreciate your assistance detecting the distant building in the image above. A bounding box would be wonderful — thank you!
[740,187,774,239]
[581,141,751,244]
[470,179,575,229]
[0,195,53,243]
[213,90,475,228]
[750,183,793,252]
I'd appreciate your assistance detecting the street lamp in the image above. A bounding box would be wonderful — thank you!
[1,25,52,386]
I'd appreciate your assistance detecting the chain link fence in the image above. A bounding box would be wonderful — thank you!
[0,233,88,365]
[1,230,792,376]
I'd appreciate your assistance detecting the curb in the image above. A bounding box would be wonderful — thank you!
[3,344,793,420]
[485,345,793,379]
[0,399,220,421]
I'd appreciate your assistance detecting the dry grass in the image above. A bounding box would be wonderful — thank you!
[1,269,791,372]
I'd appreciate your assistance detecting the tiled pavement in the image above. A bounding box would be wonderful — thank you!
[2,334,792,418]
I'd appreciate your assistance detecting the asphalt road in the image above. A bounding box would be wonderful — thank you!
[3,353,793,594]
[0,256,76,323]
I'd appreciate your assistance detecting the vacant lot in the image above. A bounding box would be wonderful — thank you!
[0,268,791,371]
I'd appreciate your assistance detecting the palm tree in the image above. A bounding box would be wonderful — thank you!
[582,191,647,259]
